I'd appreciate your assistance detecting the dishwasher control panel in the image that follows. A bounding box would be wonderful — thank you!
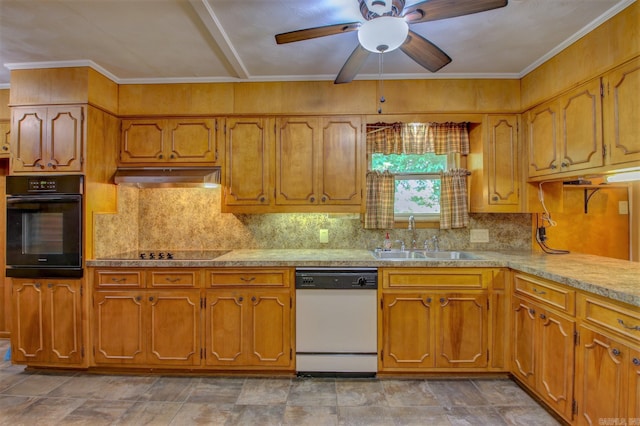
[295,268,378,289]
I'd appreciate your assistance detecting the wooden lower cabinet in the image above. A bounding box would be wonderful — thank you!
[93,290,200,366]
[379,268,497,372]
[512,295,575,422]
[204,289,292,368]
[11,279,83,366]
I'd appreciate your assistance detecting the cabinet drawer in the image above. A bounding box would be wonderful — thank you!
[579,295,640,343]
[383,268,489,289]
[513,273,575,314]
[94,270,144,288]
[148,270,201,288]
[207,269,290,287]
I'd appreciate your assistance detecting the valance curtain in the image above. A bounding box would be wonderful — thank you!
[366,122,470,156]
[365,122,470,229]
[439,168,470,229]
[364,171,395,230]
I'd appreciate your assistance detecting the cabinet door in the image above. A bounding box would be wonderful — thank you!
[436,293,488,368]
[205,290,246,366]
[485,115,520,209]
[147,291,200,366]
[11,280,46,363]
[512,297,536,387]
[559,80,603,172]
[381,293,434,369]
[0,120,10,157]
[320,116,362,205]
[46,106,84,172]
[537,309,575,421]
[275,117,319,205]
[629,348,640,422]
[93,292,145,364]
[527,103,559,177]
[574,327,627,426]
[10,107,48,172]
[225,118,271,206]
[120,119,166,163]
[603,59,640,166]
[247,290,291,367]
[168,118,217,163]
[46,280,83,365]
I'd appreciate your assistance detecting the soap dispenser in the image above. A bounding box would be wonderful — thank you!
[383,232,392,250]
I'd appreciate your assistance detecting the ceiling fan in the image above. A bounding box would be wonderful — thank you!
[275,0,508,84]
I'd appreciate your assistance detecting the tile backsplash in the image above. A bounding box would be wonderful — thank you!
[93,186,531,258]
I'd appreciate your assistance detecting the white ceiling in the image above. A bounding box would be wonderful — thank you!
[0,0,635,88]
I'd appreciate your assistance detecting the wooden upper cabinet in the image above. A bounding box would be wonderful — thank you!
[120,117,219,165]
[275,116,362,208]
[224,117,272,207]
[603,58,640,166]
[320,116,362,205]
[527,80,603,178]
[11,105,84,173]
[471,115,521,213]
[0,120,10,157]
[559,80,603,172]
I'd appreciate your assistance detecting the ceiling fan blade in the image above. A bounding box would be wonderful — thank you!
[275,22,361,44]
[400,30,451,72]
[403,0,507,24]
[335,44,371,84]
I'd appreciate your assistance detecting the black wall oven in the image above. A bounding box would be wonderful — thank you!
[6,175,83,278]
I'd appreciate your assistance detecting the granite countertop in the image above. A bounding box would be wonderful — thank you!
[87,249,640,308]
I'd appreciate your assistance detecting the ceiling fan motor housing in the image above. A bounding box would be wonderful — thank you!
[360,0,406,20]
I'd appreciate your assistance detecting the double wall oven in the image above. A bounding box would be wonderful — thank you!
[6,175,84,278]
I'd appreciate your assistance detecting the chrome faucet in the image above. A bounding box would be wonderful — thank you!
[408,215,417,249]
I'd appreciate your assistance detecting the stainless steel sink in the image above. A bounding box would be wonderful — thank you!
[372,250,427,260]
[423,251,478,260]
[371,250,478,260]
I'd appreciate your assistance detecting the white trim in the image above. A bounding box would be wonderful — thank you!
[4,60,119,84]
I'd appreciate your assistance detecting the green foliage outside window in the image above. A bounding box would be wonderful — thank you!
[371,153,447,215]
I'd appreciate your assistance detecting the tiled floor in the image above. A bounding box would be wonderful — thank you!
[0,340,560,425]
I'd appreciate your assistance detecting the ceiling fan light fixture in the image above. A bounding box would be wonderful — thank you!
[358,16,409,53]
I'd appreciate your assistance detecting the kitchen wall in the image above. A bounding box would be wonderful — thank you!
[93,186,531,257]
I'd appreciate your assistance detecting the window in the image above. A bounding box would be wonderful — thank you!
[371,152,456,220]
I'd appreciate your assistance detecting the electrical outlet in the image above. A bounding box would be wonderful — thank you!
[619,201,629,215]
[470,229,489,243]
[319,229,329,244]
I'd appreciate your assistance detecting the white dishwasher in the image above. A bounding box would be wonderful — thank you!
[295,268,378,376]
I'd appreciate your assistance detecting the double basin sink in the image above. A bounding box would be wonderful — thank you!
[371,249,478,260]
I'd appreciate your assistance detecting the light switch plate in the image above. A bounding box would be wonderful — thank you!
[319,229,329,243]
[470,229,490,243]
[619,201,629,215]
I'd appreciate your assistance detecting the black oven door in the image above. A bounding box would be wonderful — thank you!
[6,194,82,278]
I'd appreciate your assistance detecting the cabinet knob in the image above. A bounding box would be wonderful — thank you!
[561,162,568,168]
[310,197,315,203]
[136,296,142,302]
[425,297,432,304]
[238,296,243,302]
[158,154,163,159]
[170,154,176,159]
[550,164,557,170]
[259,196,266,203]
[321,196,327,203]
[38,163,45,169]
[35,283,41,288]
[539,313,546,320]
[251,296,257,302]
[47,283,53,289]
[149,296,154,302]
[492,195,499,201]
[612,348,621,357]
[440,297,446,304]
[47,162,57,169]
[633,358,640,366]
[2,145,7,151]
[529,308,535,315]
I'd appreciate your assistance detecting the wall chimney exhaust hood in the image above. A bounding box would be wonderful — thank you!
[113,167,221,188]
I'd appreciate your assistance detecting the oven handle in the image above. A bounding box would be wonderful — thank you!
[7,195,82,204]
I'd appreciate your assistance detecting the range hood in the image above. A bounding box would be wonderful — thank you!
[113,167,221,188]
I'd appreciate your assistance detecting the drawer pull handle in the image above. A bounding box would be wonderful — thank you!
[633,358,640,366]
[240,277,256,282]
[111,277,127,283]
[532,288,546,295]
[612,348,621,357]
[617,319,640,331]
[164,277,181,283]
